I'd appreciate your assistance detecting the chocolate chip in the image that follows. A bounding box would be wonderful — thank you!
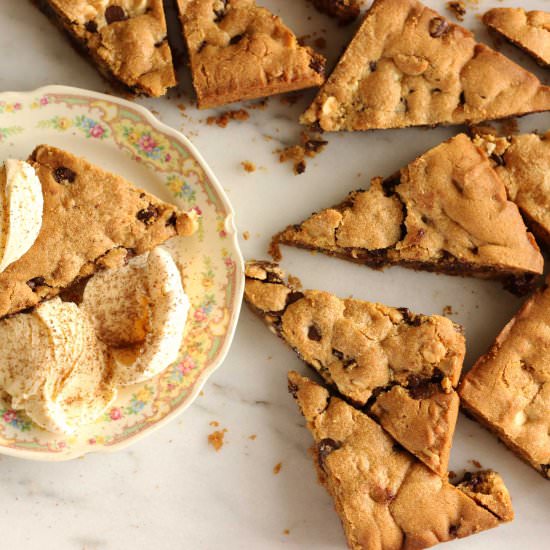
[85,20,98,33]
[317,438,342,471]
[382,173,401,196]
[53,166,76,184]
[288,380,299,399]
[105,5,127,24]
[342,359,357,369]
[398,307,422,326]
[332,348,344,360]
[136,205,159,225]
[541,464,550,478]
[371,486,395,504]
[369,61,377,72]
[166,212,178,227]
[459,91,466,105]
[26,277,46,290]
[449,524,459,537]
[265,270,283,284]
[286,291,305,306]
[429,17,449,38]
[295,161,306,175]
[309,56,325,75]
[304,139,328,153]
[307,325,322,341]
[214,0,228,22]
[491,153,505,166]
[229,34,244,45]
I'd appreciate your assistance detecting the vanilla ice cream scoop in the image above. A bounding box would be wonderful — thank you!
[81,247,190,386]
[0,159,44,273]
[0,298,116,434]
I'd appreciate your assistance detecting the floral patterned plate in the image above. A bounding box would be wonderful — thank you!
[0,86,244,460]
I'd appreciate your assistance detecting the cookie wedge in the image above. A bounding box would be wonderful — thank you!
[473,131,550,249]
[484,8,550,67]
[176,0,326,109]
[0,145,197,319]
[289,371,513,550]
[272,134,543,295]
[460,282,550,479]
[32,0,176,97]
[301,0,550,131]
[245,261,464,476]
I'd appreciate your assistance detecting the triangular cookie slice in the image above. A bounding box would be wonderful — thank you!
[289,371,513,550]
[272,133,543,294]
[245,261,464,476]
[177,0,326,109]
[301,0,550,131]
[484,8,550,67]
[0,145,197,319]
[34,0,176,96]
[473,130,550,248]
[460,281,550,479]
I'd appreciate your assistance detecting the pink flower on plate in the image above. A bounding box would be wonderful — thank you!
[90,125,105,138]
[139,134,157,153]
[40,96,49,106]
[165,153,172,162]
[192,206,202,216]
[224,257,233,268]
[110,407,122,421]
[14,102,21,110]
[88,438,96,445]
[57,441,66,449]
[177,356,196,375]
[194,308,207,322]
[3,410,16,423]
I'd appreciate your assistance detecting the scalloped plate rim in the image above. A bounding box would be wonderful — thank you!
[0,85,245,461]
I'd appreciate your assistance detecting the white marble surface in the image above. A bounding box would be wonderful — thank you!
[0,0,549,548]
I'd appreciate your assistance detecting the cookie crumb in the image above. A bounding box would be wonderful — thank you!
[446,1,466,21]
[314,37,327,50]
[448,470,457,479]
[206,109,250,128]
[241,161,256,173]
[469,459,483,468]
[442,305,454,316]
[283,529,290,536]
[243,231,250,241]
[273,462,283,475]
[288,275,303,289]
[280,93,304,106]
[209,421,220,427]
[247,98,269,110]
[208,429,227,451]
[249,434,257,441]
[309,0,361,25]
[278,132,328,175]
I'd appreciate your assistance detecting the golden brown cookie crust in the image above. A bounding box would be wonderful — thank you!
[460,282,550,479]
[245,261,464,476]
[273,134,543,294]
[0,145,196,319]
[301,0,550,131]
[177,0,326,109]
[33,0,176,97]
[484,8,550,67]
[289,371,513,550]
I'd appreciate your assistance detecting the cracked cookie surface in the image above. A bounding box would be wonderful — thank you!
[0,145,197,319]
[33,0,176,97]
[245,260,464,476]
[301,0,550,131]
[460,282,550,479]
[273,133,543,294]
[289,371,513,550]
[177,0,326,109]
[484,8,550,67]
